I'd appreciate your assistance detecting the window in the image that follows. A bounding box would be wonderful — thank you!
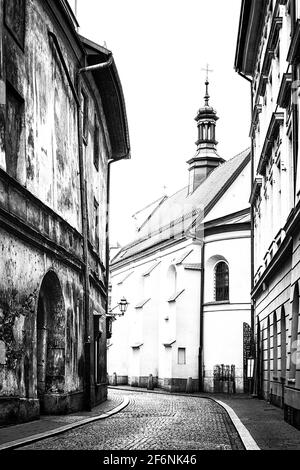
[94,316,102,384]
[273,312,278,376]
[5,82,24,180]
[280,307,286,379]
[178,348,186,365]
[94,115,100,171]
[4,0,26,49]
[290,284,299,380]
[80,90,88,141]
[214,262,229,302]
[94,198,99,252]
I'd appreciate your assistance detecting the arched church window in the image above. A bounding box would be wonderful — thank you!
[214,262,229,302]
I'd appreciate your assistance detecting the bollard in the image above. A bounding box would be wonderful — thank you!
[112,372,117,386]
[147,374,154,390]
[186,377,193,394]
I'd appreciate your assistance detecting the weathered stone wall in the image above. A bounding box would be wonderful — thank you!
[0,0,110,423]
[0,228,85,414]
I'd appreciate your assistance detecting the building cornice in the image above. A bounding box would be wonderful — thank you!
[257,112,284,175]
[235,0,268,75]
[250,177,263,205]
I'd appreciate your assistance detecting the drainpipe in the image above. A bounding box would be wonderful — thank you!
[198,241,205,392]
[76,53,114,410]
[104,158,115,381]
[76,56,113,412]
[238,70,256,394]
[76,71,92,411]
[78,52,130,404]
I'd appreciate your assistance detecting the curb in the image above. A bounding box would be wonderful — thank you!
[108,385,207,399]
[0,397,129,451]
[203,398,260,451]
[109,386,260,451]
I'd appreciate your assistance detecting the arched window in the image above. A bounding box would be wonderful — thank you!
[214,262,229,301]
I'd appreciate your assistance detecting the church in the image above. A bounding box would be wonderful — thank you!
[108,78,252,393]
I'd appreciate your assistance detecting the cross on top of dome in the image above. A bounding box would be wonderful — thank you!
[201,64,213,106]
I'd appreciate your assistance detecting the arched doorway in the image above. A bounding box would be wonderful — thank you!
[37,271,65,413]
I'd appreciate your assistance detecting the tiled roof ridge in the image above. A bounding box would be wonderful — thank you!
[113,147,251,262]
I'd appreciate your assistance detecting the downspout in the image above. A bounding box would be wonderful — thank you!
[238,70,256,394]
[76,71,91,411]
[105,158,116,381]
[76,54,114,411]
[199,241,205,392]
[105,152,130,376]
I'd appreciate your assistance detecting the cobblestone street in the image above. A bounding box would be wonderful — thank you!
[20,390,244,451]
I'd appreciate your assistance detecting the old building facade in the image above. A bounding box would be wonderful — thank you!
[0,0,130,424]
[235,0,300,428]
[108,82,252,394]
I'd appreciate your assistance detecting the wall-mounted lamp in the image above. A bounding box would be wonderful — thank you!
[109,297,129,317]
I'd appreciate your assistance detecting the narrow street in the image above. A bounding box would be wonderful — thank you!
[20,390,244,451]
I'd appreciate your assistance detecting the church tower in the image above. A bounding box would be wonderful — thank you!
[187,74,225,194]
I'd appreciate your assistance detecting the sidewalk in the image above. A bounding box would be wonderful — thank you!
[0,390,128,450]
[110,385,300,450]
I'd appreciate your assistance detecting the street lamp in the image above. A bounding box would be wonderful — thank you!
[109,297,129,317]
[118,297,129,315]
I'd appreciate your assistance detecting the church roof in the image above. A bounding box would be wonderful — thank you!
[112,148,250,265]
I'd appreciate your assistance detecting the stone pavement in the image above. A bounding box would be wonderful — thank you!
[0,389,124,448]
[1,386,299,451]
[111,385,300,450]
[211,393,300,450]
[20,389,244,450]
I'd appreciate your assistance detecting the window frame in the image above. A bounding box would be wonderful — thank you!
[214,261,229,302]
[178,348,186,365]
[93,114,100,171]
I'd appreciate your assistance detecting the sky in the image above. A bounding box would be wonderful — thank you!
[72,0,251,245]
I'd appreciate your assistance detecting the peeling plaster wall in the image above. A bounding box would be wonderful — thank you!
[0,0,109,423]
[0,229,85,400]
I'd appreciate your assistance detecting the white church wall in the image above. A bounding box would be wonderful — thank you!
[203,233,251,393]
[203,307,250,393]
[109,239,203,390]
[171,268,201,383]
[204,234,251,305]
